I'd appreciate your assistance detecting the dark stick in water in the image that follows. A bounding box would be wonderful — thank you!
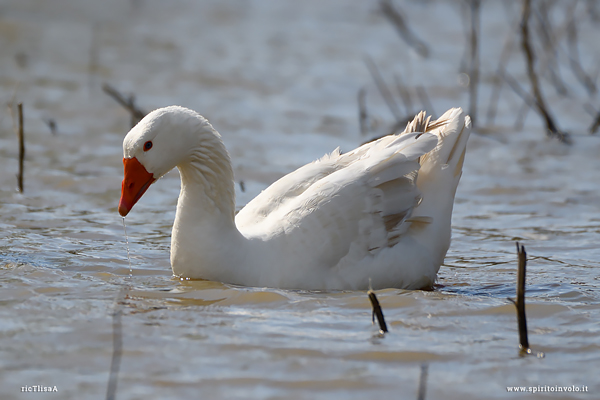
[102,83,146,128]
[468,0,481,126]
[17,103,24,193]
[519,0,570,143]
[367,290,388,333]
[509,242,529,353]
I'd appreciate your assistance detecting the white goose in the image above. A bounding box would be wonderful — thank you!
[119,106,471,290]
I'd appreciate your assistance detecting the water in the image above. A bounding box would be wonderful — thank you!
[122,217,132,279]
[1,1,599,399]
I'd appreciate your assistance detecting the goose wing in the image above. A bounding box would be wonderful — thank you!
[235,130,438,269]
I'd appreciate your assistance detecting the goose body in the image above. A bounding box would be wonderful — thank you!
[119,106,471,290]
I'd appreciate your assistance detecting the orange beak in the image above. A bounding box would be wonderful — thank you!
[118,157,156,217]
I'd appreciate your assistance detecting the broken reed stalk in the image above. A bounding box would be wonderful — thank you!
[468,0,481,125]
[417,363,429,400]
[367,290,388,333]
[520,0,570,143]
[509,242,530,353]
[102,83,146,128]
[106,287,127,400]
[17,103,24,193]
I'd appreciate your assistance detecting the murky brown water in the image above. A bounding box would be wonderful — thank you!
[1,1,599,399]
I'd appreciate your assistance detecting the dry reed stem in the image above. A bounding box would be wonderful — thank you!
[367,290,388,333]
[520,0,570,143]
[102,83,146,128]
[17,103,24,193]
[509,242,530,354]
[468,0,481,125]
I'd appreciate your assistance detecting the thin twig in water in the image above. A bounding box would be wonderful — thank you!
[520,0,570,143]
[508,242,530,355]
[380,0,429,58]
[417,363,429,400]
[358,87,369,135]
[367,290,388,333]
[17,103,24,193]
[364,56,403,122]
[468,0,481,125]
[102,83,146,128]
[106,287,127,400]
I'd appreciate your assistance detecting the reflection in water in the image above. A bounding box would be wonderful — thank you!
[122,217,132,279]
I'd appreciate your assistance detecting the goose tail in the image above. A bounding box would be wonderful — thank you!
[406,108,472,267]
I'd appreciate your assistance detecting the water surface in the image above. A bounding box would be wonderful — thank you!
[1,1,599,399]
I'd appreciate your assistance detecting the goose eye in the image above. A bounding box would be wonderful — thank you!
[143,141,153,151]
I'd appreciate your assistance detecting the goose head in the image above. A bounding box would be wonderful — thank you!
[118,106,220,216]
